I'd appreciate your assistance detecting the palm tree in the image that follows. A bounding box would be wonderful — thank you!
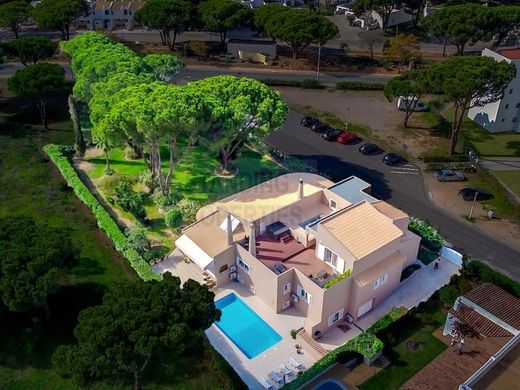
[94,137,115,175]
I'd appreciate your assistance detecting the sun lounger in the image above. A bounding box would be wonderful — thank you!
[268,371,283,385]
[288,357,304,371]
[260,379,274,390]
[280,364,293,376]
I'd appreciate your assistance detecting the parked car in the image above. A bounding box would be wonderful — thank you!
[383,153,405,166]
[322,128,343,141]
[434,169,465,182]
[337,132,361,144]
[310,121,324,131]
[359,143,383,155]
[397,96,428,112]
[458,188,492,201]
[300,116,318,127]
[313,123,331,133]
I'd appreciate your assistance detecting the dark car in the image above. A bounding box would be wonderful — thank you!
[310,121,324,131]
[458,188,492,201]
[359,143,383,155]
[313,124,332,133]
[383,153,405,166]
[300,116,318,127]
[337,132,361,145]
[322,128,343,141]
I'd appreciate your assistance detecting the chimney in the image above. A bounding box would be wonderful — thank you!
[226,212,233,247]
[249,222,256,256]
[298,177,304,200]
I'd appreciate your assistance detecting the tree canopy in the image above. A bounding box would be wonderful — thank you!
[187,75,288,171]
[52,273,219,390]
[134,0,194,51]
[384,69,430,127]
[421,4,498,55]
[32,0,89,40]
[384,33,420,71]
[0,216,77,318]
[140,53,183,82]
[199,0,250,48]
[427,56,516,155]
[0,0,30,38]
[2,35,56,66]
[8,62,66,129]
[255,6,339,59]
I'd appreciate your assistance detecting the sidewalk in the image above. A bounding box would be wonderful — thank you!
[480,157,520,171]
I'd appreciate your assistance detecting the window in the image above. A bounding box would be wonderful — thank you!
[236,257,250,273]
[104,9,109,15]
[328,309,344,326]
[324,247,338,267]
[516,103,520,108]
[297,285,312,304]
[373,277,381,290]
[124,9,128,15]
[510,89,514,95]
[513,117,518,123]
[283,282,291,294]
[330,199,337,211]
[502,118,506,122]
[219,264,228,273]
[506,104,509,109]
[381,273,388,285]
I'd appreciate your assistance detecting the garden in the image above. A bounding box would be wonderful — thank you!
[52,32,288,273]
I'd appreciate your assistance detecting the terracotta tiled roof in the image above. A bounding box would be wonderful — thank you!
[449,303,513,338]
[129,0,145,11]
[372,200,408,220]
[464,283,520,330]
[320,201,403,259]
[497,48,520,60]
[401,337,510,390]
[94,0,112,10]
[111,1,131,10]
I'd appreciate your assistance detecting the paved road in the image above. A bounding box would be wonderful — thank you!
[266,111,520,281]
[0,62,392,85]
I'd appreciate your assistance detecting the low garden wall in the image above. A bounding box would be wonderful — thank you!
[44,144,161,281]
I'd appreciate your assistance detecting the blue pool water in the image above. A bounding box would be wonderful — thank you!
[311,380,348,390]
[214,293,282,359]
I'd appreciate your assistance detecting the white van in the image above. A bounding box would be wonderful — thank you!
[397,96,428,112]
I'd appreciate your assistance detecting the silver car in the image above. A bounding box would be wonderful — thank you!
[434,169,465,182]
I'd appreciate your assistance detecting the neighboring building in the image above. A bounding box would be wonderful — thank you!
[468,48,520,133]
[371,8,413,29]
[78,0,145,31]
[227,39,277,62]
[175,173,421,338]
[402,283,520,390]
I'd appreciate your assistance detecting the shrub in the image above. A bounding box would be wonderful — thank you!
[138,171,159,193]
[418,247,438,265]
[400,263,421,282]
[43,144,160,281]
[367,307,407,335]
[300,79,325,89]
[110,177,146,219]
[259,79,302,88]
[177,198,201,224]
[151,188,180,209]
[464,260,520,298]
[290,329,297,339]
[126,227,149,253]
[165,207,183,229]
[323,269,351,289]
[336,81,385,91]
[408,217,444,252]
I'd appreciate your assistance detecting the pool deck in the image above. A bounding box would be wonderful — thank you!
[206,283,318,389]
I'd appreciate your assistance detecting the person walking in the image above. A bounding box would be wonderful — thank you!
[458,338,465,355]
[434,259,440,270]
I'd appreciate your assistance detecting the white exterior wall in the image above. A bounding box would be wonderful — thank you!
[468,48,520,133]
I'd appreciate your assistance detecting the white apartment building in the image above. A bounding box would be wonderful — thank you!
[468,48,520,133]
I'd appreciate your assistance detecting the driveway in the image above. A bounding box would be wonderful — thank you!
[265,111,520,281]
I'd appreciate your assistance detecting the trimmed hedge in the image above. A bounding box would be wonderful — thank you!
[408,217,444,252]
[465,260,520,298]
[44,144,161,281]
[336,81,385,91]
[260,79,302,87]
[366,307,407,335]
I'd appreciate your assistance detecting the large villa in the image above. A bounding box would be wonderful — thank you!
[175,173,421,347]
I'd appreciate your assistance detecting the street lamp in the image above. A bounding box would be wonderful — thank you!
[469,191,479,220]
[345,107,350,130]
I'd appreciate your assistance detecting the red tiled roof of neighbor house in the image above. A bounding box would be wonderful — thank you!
[401,336,510,390]
[129,0,145,11]
[497,48,520,60]
[112,1,131,10]
[95,0,112,10]
[463,283,520,330]
[449,303,513,338]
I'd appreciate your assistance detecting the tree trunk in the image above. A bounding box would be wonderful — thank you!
[449,105,465,156]
[404,109,413,128]
[442,36,447,57]
[69,95,86,158]
[220,150,230,172]
[134,371,142,390]
[456,43,465,55]
[13,26,19,39]
[171,31,178,51]
[220,31,227,50]
[165,137,176,192]
[37,98,48,130]
[292,46,298,60]
[104,149,111,172]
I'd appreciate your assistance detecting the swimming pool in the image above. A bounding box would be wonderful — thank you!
[311,379,348,390]
[214,293,282,359]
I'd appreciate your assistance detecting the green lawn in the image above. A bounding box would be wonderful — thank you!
[83,140,285,249]
[359,300,448,390]
[492,170,520,199]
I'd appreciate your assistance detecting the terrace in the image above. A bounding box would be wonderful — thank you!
[241,232,336,287]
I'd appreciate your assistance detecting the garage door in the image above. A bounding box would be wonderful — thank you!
[175,234,214,270]
[357,299,374,318]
